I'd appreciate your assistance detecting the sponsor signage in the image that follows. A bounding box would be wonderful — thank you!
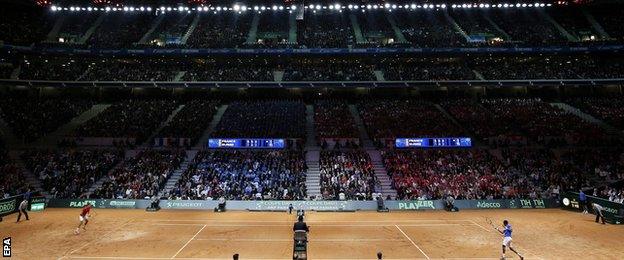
[561,192,623,224]
[396,200,438,210]
[0,200,16,216]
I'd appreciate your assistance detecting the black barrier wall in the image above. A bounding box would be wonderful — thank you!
[0,193,45,217]
[561,192,623,224]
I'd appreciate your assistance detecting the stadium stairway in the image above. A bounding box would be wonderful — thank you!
[141,104,185,147]
[366,150,397,199]
[348,14,365,43]
[79,14,105,44]
[348,104,374,149]
[582,9,612,39]
[483,14,512,41]
[32,104,111,148]
[433,104,476,143]
[174,71,187,81]
[305,105,319,149]
[139,15,165,44]
[305,150,321,199]
[8,151,45,196]
[194,104,228,148]
[385,14,408,43]
[539,10,579,42]
[180,13,200,45]
[246,13,260,44]
[551,103,623,136]
[160,150,198,197]
[444,11,471,42]
[289,13,298,43]
[46,15,66,42]
[87,152,128,195]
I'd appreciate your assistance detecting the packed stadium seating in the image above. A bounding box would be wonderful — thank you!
[314,100,358,139]
[21,149,122,198]
[358,100,464,140]
[156,100,220,146]
[93,149,186,199]
[319,150,379,200]
[73,100,179,144]
[568,98,624,130]
[212,100,305,139]
[168,150,307,200]
[0,149,27,197]
[0,97,93,143]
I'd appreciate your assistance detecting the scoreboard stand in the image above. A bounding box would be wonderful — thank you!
[293,230,307,260]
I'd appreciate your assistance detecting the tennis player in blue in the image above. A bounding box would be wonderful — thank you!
[495,220,523,260]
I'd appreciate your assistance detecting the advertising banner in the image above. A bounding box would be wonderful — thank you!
[561,192,623,224]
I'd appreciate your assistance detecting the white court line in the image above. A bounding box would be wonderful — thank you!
[58,218,135,260]
[395,225,430,260]
[193,238,405,242]
[469,220,492,232]
[69,257,428,260]
[170,224,206,259]
[145,219,474,223]
[152,223,469,227]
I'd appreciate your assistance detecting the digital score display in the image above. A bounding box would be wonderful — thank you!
[395,137,472,148]
[208,139,285,149]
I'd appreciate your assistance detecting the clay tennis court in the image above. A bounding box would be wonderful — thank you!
[1,208,621,259]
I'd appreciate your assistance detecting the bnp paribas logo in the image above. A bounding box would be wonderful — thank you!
[0,201,16,215]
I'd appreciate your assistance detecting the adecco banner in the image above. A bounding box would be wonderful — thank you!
[561,192,623,224]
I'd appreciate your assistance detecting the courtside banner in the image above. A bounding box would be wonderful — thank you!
[47,198,558,211]
[0,193,45,217]
[561,192,623,224]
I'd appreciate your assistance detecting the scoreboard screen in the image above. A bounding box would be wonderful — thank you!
[395,137,472,148]
[208,139,285,149]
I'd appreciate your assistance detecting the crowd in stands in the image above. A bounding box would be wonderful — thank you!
[6,54,624,81]
[141,13,193,48]
[254,12,292,48]
[300,11,354,48]
[18,56,90,81]
[283,59,375,81]
[488,9,567,45]
[4,4,624,48]
[314,100,358,139]
[392,11,466,47]
[358,100,464,139]
[187,13,250,48]
[0,97,93,143]
[380,57,475,81]
[212,100,305,138]
[440,99,521,143]
[182,58,273,81]
[568,98,624,130]
[319,150,379,200]
[86,13,153,49]
[22,149,122,198]
[382,147,624,200]
[0,5,49,46]
[93,150,185,199]
[81,58,179,81]
[156,100,219,145]
[74,100,179,144]
[167,150,307,200]
[472,55,624,79]
[0,149,27,198]
[480,98,616,146]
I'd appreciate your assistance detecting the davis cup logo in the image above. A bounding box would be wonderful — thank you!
[562,198,570,206]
